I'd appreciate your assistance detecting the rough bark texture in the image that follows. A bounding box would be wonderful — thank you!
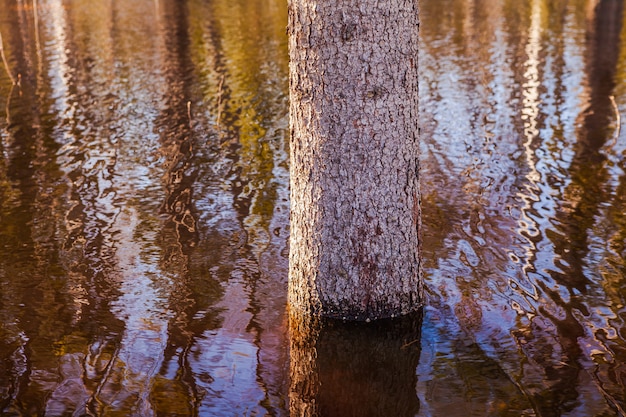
[288,0,422,320]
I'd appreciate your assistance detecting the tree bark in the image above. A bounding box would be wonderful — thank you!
[288,0,422,320]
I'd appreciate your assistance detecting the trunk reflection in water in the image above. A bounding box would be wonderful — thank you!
[289,312,423,417]
[0,0,626,415]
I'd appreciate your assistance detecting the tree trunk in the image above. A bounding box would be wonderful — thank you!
[288,0,422,320]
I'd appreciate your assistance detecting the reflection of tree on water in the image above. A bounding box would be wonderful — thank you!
[552,0,624,291]
[179,0,290,413]
[151,1,223,414]
[289,311,423,417]
[157,0,199,256]
[418,0,626,414]
[0,4,61,410]
[139,0,291,413]
[555,0,625,412]
[506,0,584,412]
[513,0,626,413]
[0,1,128,414]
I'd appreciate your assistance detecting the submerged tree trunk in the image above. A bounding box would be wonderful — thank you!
[288,0,422,320]
[289,312,423,415]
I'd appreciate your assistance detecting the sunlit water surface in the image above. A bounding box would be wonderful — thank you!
[0,0,625,415]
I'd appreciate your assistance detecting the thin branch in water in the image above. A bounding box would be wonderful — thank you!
[0,30,16,86]
[33,0,42,71]
[33,0,39,32]
[187,100,192,130]
[588,366,626,417]
[400,338,420,349]
[216,74,225,130]
[610,95,621,147]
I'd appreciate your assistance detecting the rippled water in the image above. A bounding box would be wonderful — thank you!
[0,0,625,415]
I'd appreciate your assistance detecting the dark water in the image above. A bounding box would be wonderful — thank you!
[0,0,625,415]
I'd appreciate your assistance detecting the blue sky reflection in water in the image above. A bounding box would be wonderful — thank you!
[0,0,625,415]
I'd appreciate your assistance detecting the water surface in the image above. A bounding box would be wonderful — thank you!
[0,0,625,415]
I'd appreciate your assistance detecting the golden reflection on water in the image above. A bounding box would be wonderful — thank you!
[1,0,288,414]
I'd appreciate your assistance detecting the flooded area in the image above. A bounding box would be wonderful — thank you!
[0,0,625,415]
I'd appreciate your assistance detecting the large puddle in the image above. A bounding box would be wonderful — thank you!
[0,0,625,415]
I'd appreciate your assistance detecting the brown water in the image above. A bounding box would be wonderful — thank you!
[0,0,625,415]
